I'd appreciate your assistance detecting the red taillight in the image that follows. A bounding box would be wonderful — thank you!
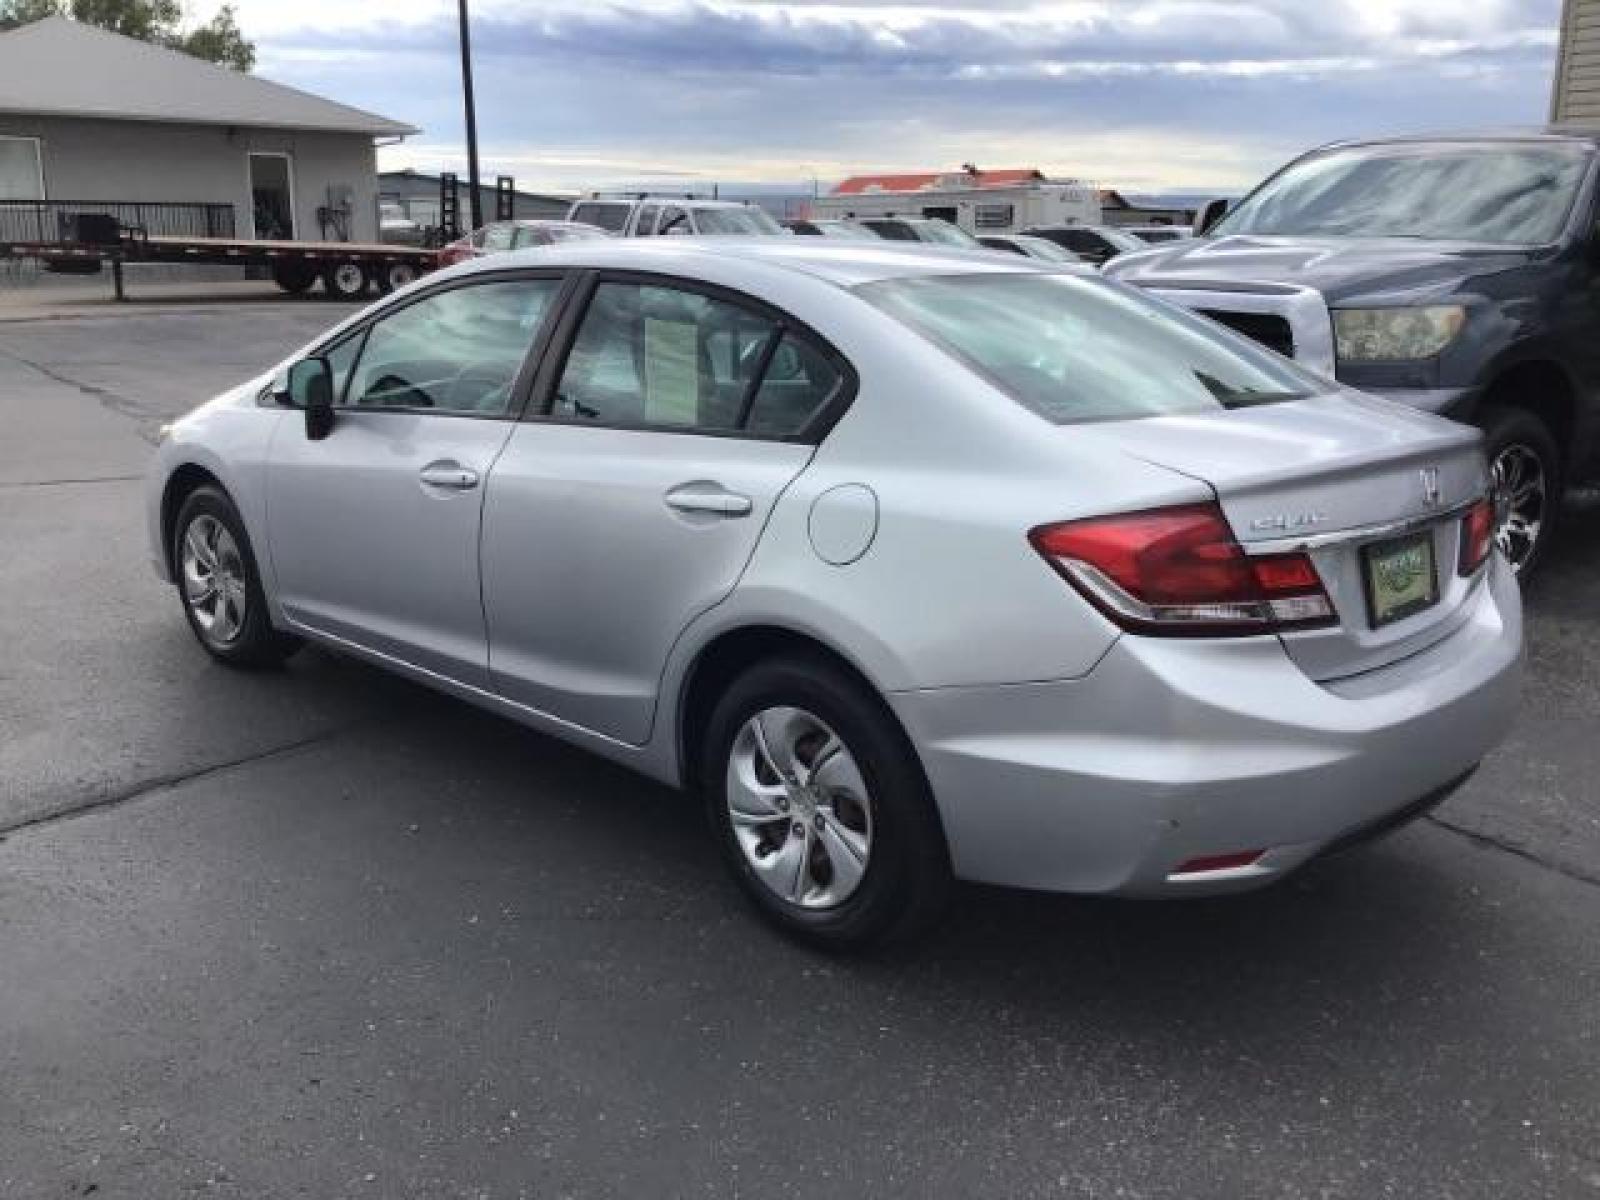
[1029,502,1336,636]
[1459,496,1495,576]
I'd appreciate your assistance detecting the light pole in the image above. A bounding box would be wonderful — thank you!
[457,0,484,231]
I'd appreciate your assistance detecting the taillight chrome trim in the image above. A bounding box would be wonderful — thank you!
[1055,558,1285,633]
[1246,496,1482,555]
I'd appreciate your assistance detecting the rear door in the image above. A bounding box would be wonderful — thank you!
[481,273,852,743]
[265,272,567,687]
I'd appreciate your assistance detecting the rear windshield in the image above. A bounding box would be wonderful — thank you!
[859,273,1324,425]
[570,202,629,232]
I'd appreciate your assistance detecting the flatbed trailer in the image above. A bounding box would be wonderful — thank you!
[0,228,438,302]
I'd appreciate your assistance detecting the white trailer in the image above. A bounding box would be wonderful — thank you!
[813,176,1101,235]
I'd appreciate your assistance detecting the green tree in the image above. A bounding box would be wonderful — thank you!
[0,0,255,71]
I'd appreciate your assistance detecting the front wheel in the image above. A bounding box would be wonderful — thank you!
[701,656,951,949]
[1480,406,1561,579]
[173,486,301,668]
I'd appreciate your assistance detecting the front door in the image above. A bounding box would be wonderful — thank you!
[248,153,294,240]
[481,275,851,743]
[265,274,566,688]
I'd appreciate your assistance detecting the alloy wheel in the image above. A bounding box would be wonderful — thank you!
[1490,442,1547,575]
[725,706,874,910]
[181,514,248,644]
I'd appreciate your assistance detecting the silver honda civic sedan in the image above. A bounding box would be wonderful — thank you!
[145,240,1522,948]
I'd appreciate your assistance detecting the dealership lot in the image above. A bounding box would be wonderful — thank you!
[1,302,1598,1198]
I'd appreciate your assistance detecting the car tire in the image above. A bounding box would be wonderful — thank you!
[374,260,420,294]
[172,485,301,668]
[701,655,952,950]
[1480,405,1561,579]
[271,261,317,295]
[321,259,370,301]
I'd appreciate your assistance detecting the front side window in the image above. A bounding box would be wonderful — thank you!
[864,220,916,242]
[511,225,547,249]
[658,207,691,235]
[1214,142,1591,245]
[861,273,1324,426]
[343,278,562,416]
[551,281,842,437]
[482,224,515,253]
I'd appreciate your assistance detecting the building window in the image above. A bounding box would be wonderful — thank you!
[973,203,1014,229]
[0,136,44,201]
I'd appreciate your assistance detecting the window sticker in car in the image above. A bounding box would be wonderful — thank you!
[643,318,699,425]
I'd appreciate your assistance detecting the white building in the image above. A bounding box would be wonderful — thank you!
[0,16,416,245]
[1552,0,1600,125]
[811,168,1101,234]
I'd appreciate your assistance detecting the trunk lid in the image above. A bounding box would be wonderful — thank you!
[1071,392,1489,680]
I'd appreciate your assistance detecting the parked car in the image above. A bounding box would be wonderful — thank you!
[977,233,1085,263]
[378,203,426,247]
[854,217,981,248]
[437,220,610,267]
[147,240,1520,948]
[1025,224,1147,266]
[1122,225,1189,244]
[566,198,633,234]
[782,218,878,238]
[1106,129,1600,577]
[622,198,785,237]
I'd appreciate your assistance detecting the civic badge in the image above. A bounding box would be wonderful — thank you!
[1419,466,1443,508]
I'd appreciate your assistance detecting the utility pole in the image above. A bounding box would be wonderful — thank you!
[457,0,484,231]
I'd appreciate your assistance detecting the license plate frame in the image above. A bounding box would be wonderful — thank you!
[1361,530,1440,629]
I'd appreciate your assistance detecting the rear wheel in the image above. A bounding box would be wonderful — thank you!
[173,486,300,668]
[271,261,317,295]
[701,656,951,949]
[374,260,421,294]
[321,259,370,301]
[1480,406,1560,579]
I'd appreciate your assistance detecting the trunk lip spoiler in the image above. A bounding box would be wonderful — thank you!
[1244,494,1484,555]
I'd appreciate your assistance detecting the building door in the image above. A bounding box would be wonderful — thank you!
[248,152,294,240]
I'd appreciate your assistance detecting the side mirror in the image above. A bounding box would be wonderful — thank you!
[1195,197,1233,236]
[287,357,335,441]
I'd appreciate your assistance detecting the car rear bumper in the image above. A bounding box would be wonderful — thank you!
[889,556,1522,896]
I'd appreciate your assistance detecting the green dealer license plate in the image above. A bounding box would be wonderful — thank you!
[1362,531,1439,628]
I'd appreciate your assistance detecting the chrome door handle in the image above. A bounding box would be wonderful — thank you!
[419,463,480,490]
[664,485,753,517]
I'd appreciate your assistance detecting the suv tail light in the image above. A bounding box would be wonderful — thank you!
[1458,496,1495,576]
[1029,503,1336,636]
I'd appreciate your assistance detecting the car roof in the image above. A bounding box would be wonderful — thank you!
[1314,127,1600,151]
[446,236,1088,288]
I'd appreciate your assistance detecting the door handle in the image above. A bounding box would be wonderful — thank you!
[419,462,480,490]
[664,484,753,517]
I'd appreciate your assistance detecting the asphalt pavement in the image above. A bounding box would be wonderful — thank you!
[1,297,1597,1199]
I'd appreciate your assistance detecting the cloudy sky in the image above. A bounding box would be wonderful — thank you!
[226,0,1564,194]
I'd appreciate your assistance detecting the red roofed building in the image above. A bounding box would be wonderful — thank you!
[814,165,1100,234]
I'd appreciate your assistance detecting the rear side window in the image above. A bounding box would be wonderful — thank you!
[864,220,916,242]
[571,202,628,233]
[343,278,562,416]
[633,203,661,236]
[550,281,843,437]
[860,273,1324,425]
[482,224,514,252]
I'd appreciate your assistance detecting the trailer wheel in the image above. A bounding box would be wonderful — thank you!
[322,259,370,301]
[271,261,317,295]
[375,261,421,294]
